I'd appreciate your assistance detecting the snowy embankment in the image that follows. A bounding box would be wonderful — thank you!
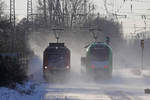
[0,55,44,100]
[1,55,150,100]
[1,68,150,100]
[0,81,43,100]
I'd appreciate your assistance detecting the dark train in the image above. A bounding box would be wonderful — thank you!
[81,41,113,78]
[43,43,71,81]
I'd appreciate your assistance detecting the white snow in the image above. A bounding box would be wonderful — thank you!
[1,56,150,100]
[1,68,150,100]
[0,83,42,100]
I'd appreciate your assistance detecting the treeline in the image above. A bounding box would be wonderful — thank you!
[35,0,93,28]
[0,19,29,53]
[32,0,123,45]
[0,1,30,88]
[0,55,27,88]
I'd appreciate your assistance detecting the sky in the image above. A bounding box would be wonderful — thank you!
[94,0,150,35]
[5,0,37,20]
[4,0,150,35]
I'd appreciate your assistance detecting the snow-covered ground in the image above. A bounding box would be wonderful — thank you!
[0,68,150,100]
[0,55,150,100]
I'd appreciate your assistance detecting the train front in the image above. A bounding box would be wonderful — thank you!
[86,42,112,78]
[43,43,70,81]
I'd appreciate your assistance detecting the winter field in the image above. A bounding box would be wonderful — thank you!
[0,56,150,100]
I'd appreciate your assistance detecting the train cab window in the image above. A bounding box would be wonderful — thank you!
[48,54,65,67]
[90,47,109,61]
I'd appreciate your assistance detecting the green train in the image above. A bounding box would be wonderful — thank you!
[81,42,113,78]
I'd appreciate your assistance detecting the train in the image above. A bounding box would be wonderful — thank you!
[43,43,71,81]
[81,41,113,78]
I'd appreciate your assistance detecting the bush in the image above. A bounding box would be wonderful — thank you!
[0,55,27,88]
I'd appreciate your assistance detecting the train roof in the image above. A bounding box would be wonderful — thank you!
[49,43,65,47]
[86,42,112,51]
[44,43,70,53]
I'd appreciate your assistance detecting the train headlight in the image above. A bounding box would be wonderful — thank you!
[44,66,48,69]
[66,66,70,69]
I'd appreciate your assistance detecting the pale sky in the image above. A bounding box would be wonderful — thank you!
[5,0,37,19]
[4,0,150,35]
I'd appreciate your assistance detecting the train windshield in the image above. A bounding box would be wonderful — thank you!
[90,47,109,61]
[48,54,65,67]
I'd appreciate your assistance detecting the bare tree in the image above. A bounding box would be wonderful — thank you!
[35,0,94,28]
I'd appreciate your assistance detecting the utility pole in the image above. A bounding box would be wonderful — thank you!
[27,0,33,32]
[27,0,33,23]
[10,0,15,28]
[10,0,16,52]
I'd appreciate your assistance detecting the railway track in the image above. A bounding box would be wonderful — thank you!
[40,87,142,100]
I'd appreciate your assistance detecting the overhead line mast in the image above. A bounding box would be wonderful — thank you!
[10,0,15,28]
[27,0,33,23]
[10,0,16,52]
